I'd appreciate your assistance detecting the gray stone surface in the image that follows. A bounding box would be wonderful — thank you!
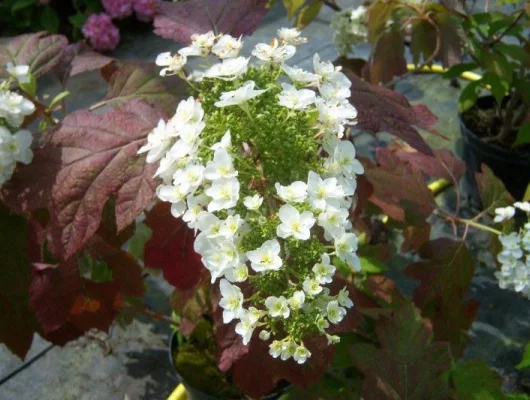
[2,0,530,397]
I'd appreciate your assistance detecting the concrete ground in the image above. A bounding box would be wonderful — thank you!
[2,0,530,398]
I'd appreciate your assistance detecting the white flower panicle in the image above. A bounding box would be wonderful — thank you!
[145,29,362,364]
[494,202,530,299]
[331,6,369,56]
[0,64,35,187]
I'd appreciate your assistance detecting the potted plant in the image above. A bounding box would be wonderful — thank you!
[443,8,530,201]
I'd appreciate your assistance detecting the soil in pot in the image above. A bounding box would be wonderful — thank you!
[170,319,243,399]
[460,96,530,202]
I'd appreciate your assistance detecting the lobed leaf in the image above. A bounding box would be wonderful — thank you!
[144,202,206,291]
[347,72,441,155]
[364,30,407,85]
[475,164,514,214]
[2,100,164,260]
[451,360,505,399]
[351,302,452,400]
[0,32,67,79]
[153,0,268,44]
[393,148,466,182]
[54,42,114,84]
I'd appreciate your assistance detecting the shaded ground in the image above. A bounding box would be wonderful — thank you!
[1,0,530,398]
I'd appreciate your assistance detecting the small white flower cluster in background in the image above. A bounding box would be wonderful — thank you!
[0,63,35,186]
[331,6,368,56]
[494,202,530,298]
[141,28,362,364]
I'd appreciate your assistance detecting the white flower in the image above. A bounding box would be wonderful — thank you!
[276,204,315,240]
[201,238,239,282]
[171,97,204,128]
[235,311,256,345]
[316,100,358,137]
[281,64,319,86]
[252,39,296,64]
[210,130,232,151]
[0,90,35,127]
[303,277,323,296]
[138,119,172,163]
[327,334,341,344]
[219,279,245,323]
[316,316,330,332]
[205,177,240,212]
[334,231,360,270]
[220,214,244,238]
[337,287,354,308]
[326,300,346,324]
[269,340,283,358]
[154,153,181,183]
[155,52,187,76]
[195,212,223,238]
[325,140,364,176]
[278,28,307,45]
[287,290,305,310]
[172,163,204,194]
[0,128,33,165]
[313,53,350,88]
[247,239,282,272]
[204,148,238,181]
[293,343,311,364]
[307,171,345,210]
[319,82,351,101]
[281,338,297,360]
[214,80,267,107]
[265,296,290,318]
[312,253,335,284]
[212,34,243,58]
[191,31,217,50]
[259,330,271,341]
[243,194,263,210]
[275,181,307,203]
[494,206,516,223]
[7,63,30,83]
[182,194,208,229]
[225,263,249,283]
[157,184,187,204]
[277,83,316,110]
[515,202,530,213]
[318,205,350,239]
[205,57,249,81]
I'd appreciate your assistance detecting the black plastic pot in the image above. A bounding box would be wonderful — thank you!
[168,332,288,400]
[460,96,530,204]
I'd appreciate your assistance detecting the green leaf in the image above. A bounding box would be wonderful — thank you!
[69,13,89,29]
[475,164,514,213]
[11,0,35,12]
[126,222,152,261]
[444,63,478,79]
[48,90,70,110]
[333,256,352,278]
[360,256,388,274]
[458,80,482,112]
[481,72,509,105]
[451,360,505,400]
[495,43,530,64]
[40,6,60,33]
[91,261,113,283]
[410,19,438,66]
[295,0,323,29]
[523,181,530,202]
[516,340,530,370]
[514,123,530,147]
[506,394,530,400]
[283,0,305,20]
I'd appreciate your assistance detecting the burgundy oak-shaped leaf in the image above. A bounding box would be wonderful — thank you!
[363,147,436,222]
[0,205,38,359]
[351,302,452,400]
[154,0,268,44]
[347,72,441,155]
[2,100,163,260]
[55,42,114,84]
[105,63,186,114]
[394,148,466,183]
[0,32,68,79]
[144,202,205,290]
[363,30,407,85]
[405,238,477,357]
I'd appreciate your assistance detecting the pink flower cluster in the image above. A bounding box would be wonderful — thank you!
[82,13,120,52]
[133,0,160,22]
[102,0,133,19]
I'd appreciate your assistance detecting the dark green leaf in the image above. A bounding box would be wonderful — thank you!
[451,360,505,400]
[11,0,35,12]
[295,0,322,29]
[360,256,388,274]
[410,19,438,66]
[495,43,530,65]
[481,72,509,105]
[283,0,305,20]
[127,222,152,261]
[19,73,37,97]
[514,123,530,147]
[475,164,514,213]
[516,340,530,370]
[68,13,89,29]
[459,80,482,112]
[40,6,60,33]
[444,62,478,79]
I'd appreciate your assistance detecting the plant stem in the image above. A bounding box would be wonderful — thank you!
[323,0,341,12]
[488,10,525,47]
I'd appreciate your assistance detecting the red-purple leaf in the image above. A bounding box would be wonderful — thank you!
[0,205,38,359]
[153,0,268,44]
[347,72,443,155]
[363,148,436,222]
[144,202,205,291]
[55,42,114,84]
[351,302,452,400]
[2,100,163,260]
[363,30,407,85]
[0,32,68,79]
[401,223,431,253]
[394,148,466,182]
[433,10,462,67]
[105,63,185,114]
[405,238,477,357]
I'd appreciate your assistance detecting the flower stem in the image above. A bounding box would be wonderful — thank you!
[459,218,502,235]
